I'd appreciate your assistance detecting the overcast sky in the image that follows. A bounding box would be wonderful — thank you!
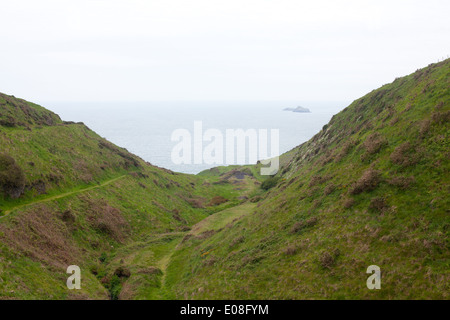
[0,0,449,103]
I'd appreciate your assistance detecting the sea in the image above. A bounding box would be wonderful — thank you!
[45,101,349,174]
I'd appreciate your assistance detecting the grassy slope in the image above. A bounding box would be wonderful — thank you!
[0,59,448,300]
[0,94,248,299]
[164,59,450,299]
[102,173,260,299]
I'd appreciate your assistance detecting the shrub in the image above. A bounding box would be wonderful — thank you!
[350,168,381,195]
[390,142,418,167]
[0,115,17,127]
[187,198,204,208]
[290,217,318,234]
[61,210,75,223]
[335,139,357,162]
[362,133,387,157]
[208,196,228,206]
[319,248,340,269]
[261,176,280,190]
[431,110,450,125]
[369,197,388,213]
[88,202,130,243]
[114,266,131,278]
[318,151,333,165]
[0,153,26,198]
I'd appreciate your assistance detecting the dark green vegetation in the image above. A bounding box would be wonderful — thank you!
[0,59,449,299]
[0,153,25,199]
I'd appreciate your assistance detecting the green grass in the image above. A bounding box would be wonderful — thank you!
[190,203,256,235]
[159,59,450,299]
[0,94,256,299]
[0,59,449,299]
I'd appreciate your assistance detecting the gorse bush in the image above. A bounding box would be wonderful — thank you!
[361,132,388,161]
[334,139,357,162]
[261,176,280,190]
[283,245,298,255]
[319,248,340,269]
[390,141,418,167]
[114,266,131,278]
[290,217,318,234]
[0,153,25,199]
[0,115,17,127]
[208,195,228,206]
[369,197,388,213]
[364,132,387,154]
[350,168,381,195]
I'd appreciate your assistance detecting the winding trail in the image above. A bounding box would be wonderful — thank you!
[0,174,127,220]
[155,239,180,297]
[0,169,257,299]
[143,202,256,299]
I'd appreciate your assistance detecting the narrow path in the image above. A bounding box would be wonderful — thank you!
[156,237,182,295]
[0,174,128,220]
[144,202,256,299]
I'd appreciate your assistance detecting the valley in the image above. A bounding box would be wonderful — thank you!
[0,59,448,299]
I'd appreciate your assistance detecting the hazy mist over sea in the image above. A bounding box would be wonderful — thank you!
[46,101,348,174]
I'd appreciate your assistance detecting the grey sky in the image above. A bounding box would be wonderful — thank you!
[0,0,449,103]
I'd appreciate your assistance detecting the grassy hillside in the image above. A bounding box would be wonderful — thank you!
[163,59,450,299]
[0,59,448,300]
[0,94,247,299]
